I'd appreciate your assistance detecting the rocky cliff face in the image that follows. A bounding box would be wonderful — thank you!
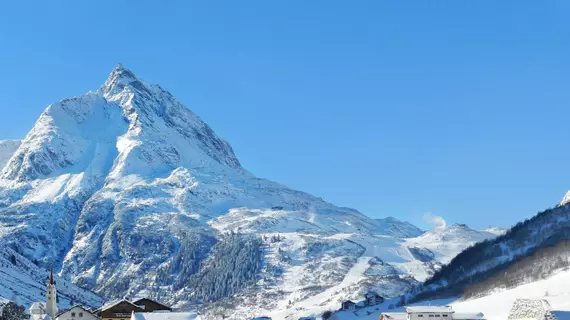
[0,65,499,319]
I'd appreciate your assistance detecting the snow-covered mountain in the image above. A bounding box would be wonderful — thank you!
[0,65,500,319]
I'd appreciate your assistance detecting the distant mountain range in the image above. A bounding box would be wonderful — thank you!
[0,65,503,319]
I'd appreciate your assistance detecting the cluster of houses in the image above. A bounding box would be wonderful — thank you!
[28,271,197,320]
[24,270,559,320]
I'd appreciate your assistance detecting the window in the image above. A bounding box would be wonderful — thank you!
[429,315,434,318]
[443,315,449,318]
[418,316,424,318]
[79,313,83,317]
[72,313,76,317]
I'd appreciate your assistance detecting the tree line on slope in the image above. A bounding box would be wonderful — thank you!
[463,238,570,299]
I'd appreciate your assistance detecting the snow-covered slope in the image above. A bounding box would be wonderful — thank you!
[375,217,423,238]
[448,269,570,320]
[318,268,570,320]
[0,247,103,308]
[0,140,21,169]
[0,65,499,319]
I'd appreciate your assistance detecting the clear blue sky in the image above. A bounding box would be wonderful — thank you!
[0,1,569,230]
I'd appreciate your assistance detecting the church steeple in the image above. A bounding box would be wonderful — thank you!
[46,267,58,319]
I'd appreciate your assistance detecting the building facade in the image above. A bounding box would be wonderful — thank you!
[405,306,454,320]
[56,306,98,320]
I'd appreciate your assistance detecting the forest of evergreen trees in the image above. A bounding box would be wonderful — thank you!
[185,233,264,302]
[0,302,27,320]
[463,239,570,299]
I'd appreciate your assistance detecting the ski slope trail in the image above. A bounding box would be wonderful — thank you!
[271,252,372,320]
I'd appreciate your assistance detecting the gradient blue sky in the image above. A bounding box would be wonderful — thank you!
[0,1,569,230]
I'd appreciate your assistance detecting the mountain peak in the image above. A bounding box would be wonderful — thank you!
[102,63,145,97]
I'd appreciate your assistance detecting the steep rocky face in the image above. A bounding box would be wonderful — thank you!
[0,65,500,319]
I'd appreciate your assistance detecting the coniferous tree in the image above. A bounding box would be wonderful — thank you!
[0,302,27,320]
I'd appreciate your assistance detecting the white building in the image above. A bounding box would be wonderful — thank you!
[131,312,201,320]
[56,305,98,320]
[405,306,454,320]
[382,306,483,320]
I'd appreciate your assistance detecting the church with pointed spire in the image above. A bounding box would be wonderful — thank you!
[46,269,58,318]
[29,269,58,320]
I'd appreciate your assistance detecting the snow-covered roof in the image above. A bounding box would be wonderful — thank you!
[382,312,408,320]
[406,306,454,313]
[30,302,46,311]
[453,312,486,320]
[131,312,200,320]
[100,299,141,311]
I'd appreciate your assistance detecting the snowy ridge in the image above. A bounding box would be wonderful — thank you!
[0,65,500,319]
